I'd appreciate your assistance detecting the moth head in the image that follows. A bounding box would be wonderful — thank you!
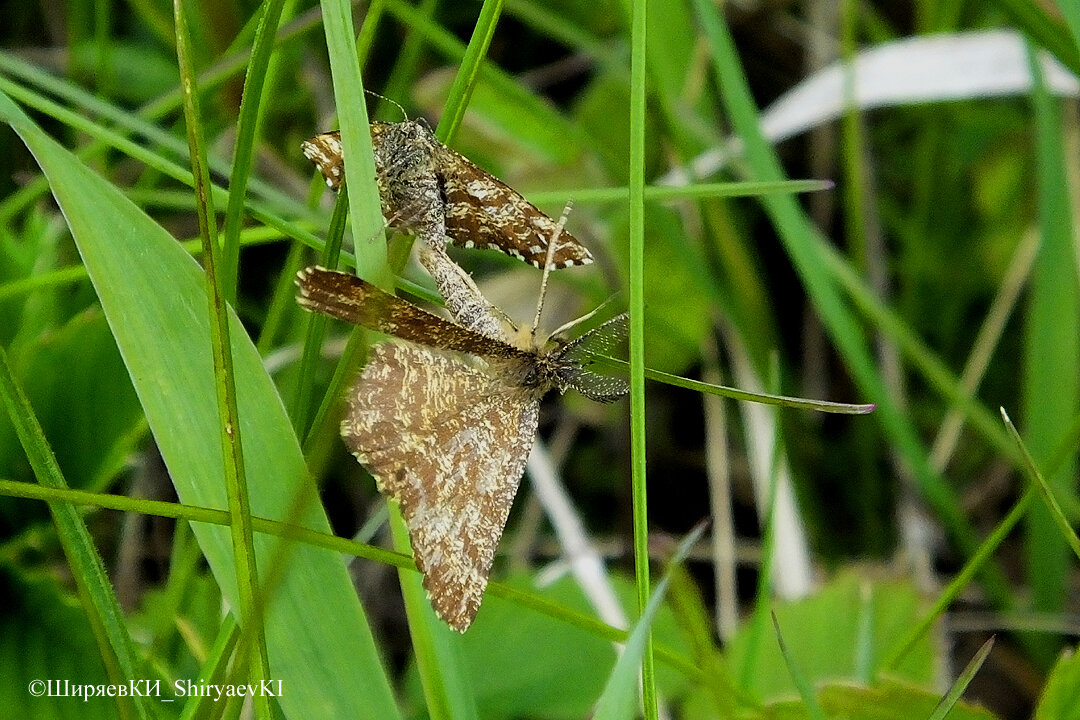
[529,313,629,402]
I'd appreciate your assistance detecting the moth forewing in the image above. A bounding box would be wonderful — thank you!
[301,132,345,190]
[435,142,593,269]
[302,119,594,268]
[295,266,529,360]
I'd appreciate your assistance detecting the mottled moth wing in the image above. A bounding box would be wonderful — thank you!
[431,141,593,269]
[342,342,539,631]
[301,132,344,190]
[556,313,631,403]
[301,121,594,268]
[295,267,527,360]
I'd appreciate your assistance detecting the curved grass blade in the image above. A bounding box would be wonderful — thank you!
[771,612,827,720]
[1001,408,1080,562]
[592,357,875,414]
[436,0,505,143]
[527,180,833,205]
[0,476,707,683]
[220,0,289,302]
[689,0,1012,608]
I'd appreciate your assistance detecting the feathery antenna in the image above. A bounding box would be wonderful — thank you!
[531,201,574,337]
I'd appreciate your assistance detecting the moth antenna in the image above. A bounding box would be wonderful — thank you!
[531,200,574,338]
[548,295,617,339]
[363,89,409,121]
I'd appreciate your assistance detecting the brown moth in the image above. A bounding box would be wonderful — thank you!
[295,266,627,631]
[301,121,594,269]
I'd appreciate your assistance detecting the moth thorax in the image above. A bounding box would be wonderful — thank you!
[516,352,572,396]
[377,122,435,171]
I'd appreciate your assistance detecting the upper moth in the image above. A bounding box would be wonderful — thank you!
[301,120,594,269]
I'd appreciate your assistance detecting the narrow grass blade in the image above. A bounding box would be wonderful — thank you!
[771,612,827,720]
[1020,40,1080,660]
[294,190,350,442]
[594,358,875,414]
[689,0,1012,608]
[220,0,289,302]
[318,0,389,287]
[385,6,509,715]
[389,512,479,720]
[993,0,1080,76]
[592,523,707,720]
[0,475,710,685]
[926,637,994,720]
[626,0,654,716]
[881,487,1032,671]
[528,180,833,205]
[1002,409,1080,562]
[436,0,505,142]
[174,0,269,700]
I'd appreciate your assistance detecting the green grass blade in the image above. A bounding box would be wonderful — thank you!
[436,0,504,142]
[355,0,387,69]
[0,475,707,684]
[377,0,438,114]
[294,191,350,441]
[177,616,240,720]
[689,0,1013,608]
[771,612,828,720]
[992,0,1080,76]
[593,358,875,414]
[1021,40,1079,659]
[0,49,309,221]
[0,88,401,720]
[383,5,510,715]
[173,1,270,704]
[220,0,289,302]
[0,73,328,257]
[881,488,1033,671]
[1061,0,1080,55]
[1002,409,1080,562]
[592,523,706,720]
[319,0,389,288]
[0,478,412,571]
[626,0,655,717]
[527,180,832,205]
[816,237,1024,467]
[926,637,995,720]
[389,512,479,720]
[382,0,583,148]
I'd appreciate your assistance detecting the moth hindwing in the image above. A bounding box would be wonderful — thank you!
[294,266,626,631]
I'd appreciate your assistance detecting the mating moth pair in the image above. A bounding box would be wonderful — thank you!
[297,118,625,631]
